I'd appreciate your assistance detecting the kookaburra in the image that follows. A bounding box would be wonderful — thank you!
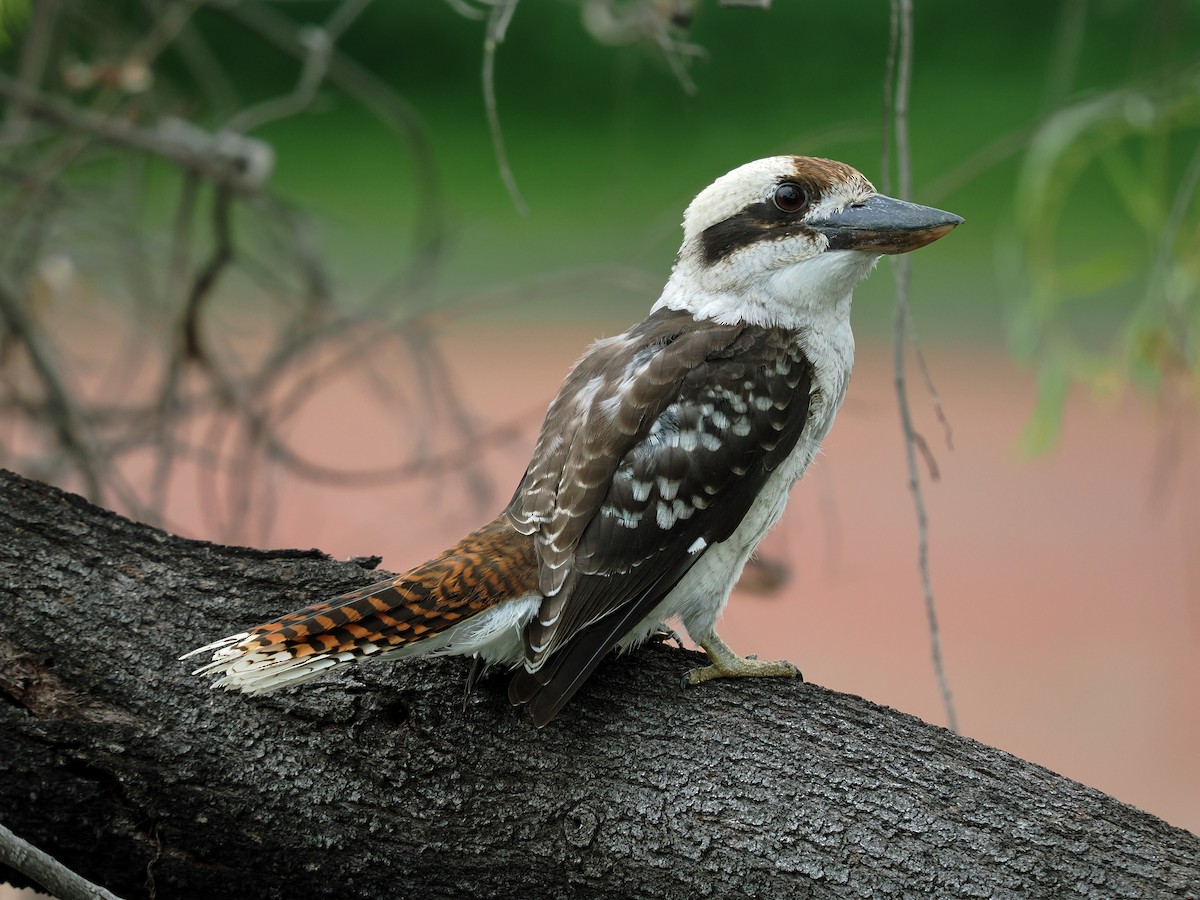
[185,156,961,726]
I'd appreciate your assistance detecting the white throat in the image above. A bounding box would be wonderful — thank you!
[652,246,880,331]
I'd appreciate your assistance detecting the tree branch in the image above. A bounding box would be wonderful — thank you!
[0,821,123,900]
[0,72,274,192]
[0,467,1197,899]
[882,0,958,733]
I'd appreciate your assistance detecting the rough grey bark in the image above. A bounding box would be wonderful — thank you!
[0,468,1197,900]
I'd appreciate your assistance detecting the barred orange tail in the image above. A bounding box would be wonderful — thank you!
[184,515,539,694]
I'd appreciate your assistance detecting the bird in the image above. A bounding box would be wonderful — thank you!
[183,155,961,726]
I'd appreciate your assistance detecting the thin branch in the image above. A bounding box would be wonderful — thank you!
[483,0,529,215]
[907,428,941,482]
[444,0,486,20]
[127,0,204,67]
[0,819,125,900]
[222,2,447,274]
[140,0,240,112]
[904,305,954,452]
[168,173,201,311]
[883,0,958,733]
[221,0,367,138]
[181,185,235,364]
[1,0,59,144]
[0,72,275,192]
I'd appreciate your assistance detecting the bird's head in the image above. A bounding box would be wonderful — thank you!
[657,156,962,327]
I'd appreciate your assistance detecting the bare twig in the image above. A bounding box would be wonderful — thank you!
[444,0,486,20]
[181,185,235,364]
[140,0,239,112]
[482,0,529,215]
[907,428,941,482]
[0,2,475,544]
[1,0,59,143]
[0,819,125,900]
[221,0,371,137]
[168,173,201,310]
[904,305,954,452]
[222,2,447,274]
[128,0,203,66]
[883,0,958,733]
[0,72,275,191]
[579,0,706,94]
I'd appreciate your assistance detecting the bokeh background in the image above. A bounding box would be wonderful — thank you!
[1,3,1197,888]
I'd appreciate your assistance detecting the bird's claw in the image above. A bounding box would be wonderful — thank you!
[649,623,686,650]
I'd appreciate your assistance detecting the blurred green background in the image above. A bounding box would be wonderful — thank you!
[126,0,1199,345]
[5,0,1197,372]
[223,1,1190,345]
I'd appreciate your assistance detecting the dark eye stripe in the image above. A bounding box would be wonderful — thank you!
[698,198,817,267]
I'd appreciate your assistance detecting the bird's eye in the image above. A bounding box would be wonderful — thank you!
[772,183,809,213]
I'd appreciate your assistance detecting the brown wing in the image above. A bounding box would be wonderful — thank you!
[506,308,744,596]
[506,311,814,724]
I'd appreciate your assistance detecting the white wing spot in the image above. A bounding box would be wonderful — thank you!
[602,504,643,528]
[656,476,680,500]
[688,537,707,554]
[656,503,678,530]
[671,499,695,520]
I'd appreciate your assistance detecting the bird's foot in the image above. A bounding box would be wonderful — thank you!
[681,633,802,688]
[648,623,686,650]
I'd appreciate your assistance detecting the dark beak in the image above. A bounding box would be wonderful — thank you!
[811,194,963,255]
